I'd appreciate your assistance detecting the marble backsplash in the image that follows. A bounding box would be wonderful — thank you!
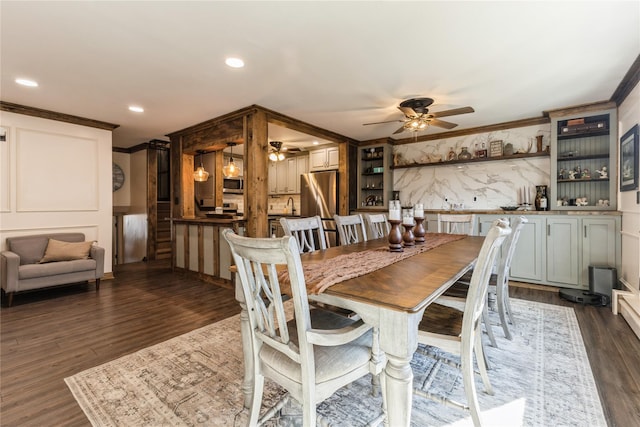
[392,124,551,209]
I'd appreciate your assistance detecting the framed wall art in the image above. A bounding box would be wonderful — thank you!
[489,140,503,157]
[620,124,638,192]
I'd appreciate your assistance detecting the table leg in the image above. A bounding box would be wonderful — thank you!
[235,275,253,409]
[383,354,414,427]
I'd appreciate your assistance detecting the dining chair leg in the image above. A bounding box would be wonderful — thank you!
[463,335,483,427]
[250,374,265,426]
[475,331,493,395]
[497,282,516,340]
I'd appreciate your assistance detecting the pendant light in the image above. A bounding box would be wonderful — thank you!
[193,151,209,182]
[223,142,240,178]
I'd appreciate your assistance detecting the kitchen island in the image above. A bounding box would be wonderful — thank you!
[171,217,246,289]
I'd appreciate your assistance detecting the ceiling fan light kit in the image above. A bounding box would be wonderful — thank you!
[363,97,475,136]
[268,140,285,161]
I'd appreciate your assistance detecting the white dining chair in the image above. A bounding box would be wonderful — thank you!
[280,215,327,253]
[445,216,529,340]
[334,214,368,245]
[438,213,477,235]
[414,219,511,427]
[364,213,390,239]
[222,230,385,426]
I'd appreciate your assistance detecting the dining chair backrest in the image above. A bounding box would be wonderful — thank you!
[464,219,511,339]
[280,215,327,253]
[438,213,477,235]
[334,214,368,245]
[364,213,390,239]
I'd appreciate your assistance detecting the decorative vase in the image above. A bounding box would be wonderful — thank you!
[458,147,473,160]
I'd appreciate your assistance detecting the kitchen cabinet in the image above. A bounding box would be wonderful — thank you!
[550,106,617,210]
[475,213,620,289]
[268,154,308,194]
[309,146,339,171]
[357,143,393,210]
[546,217,580,285]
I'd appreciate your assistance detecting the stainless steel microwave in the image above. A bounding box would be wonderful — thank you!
[223,177,244,193]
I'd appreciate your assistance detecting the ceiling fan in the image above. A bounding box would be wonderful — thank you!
[363,98,474,135]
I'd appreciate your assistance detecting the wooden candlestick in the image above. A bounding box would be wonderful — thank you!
[402,222,415,247]
[388,219,403,252]
[413,217,426,244]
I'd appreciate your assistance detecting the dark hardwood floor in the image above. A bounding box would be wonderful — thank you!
[1,264,638,426]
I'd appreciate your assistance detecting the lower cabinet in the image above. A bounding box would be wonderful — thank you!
[476,214,620,289]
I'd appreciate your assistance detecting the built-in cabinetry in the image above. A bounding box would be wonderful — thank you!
[550,106,617,210]
[476,213,621,289]
[357,143,393,210]
[309,146,339,171]
[268,155,308,194]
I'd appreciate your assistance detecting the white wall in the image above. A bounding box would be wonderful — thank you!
[0,111,113,274]
[393,124,550,209]
[617,82,640,294]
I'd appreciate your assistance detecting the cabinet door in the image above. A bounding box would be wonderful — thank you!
[327,147,340,169]
[309,149,328,171]
[276,161,288,193]
[546,217,580,286]
[581,217,617,286]
[295,156,308,193]
[510,217,545,282]
[268,162,277,194]
[285,158,297,193]
[425,214,438,233]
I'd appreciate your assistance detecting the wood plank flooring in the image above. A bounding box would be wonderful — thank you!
[1,263,639,427]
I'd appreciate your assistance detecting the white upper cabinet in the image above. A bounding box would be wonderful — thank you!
[309,146,339,171]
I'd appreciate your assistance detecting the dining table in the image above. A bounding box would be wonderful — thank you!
[234,234,485,427]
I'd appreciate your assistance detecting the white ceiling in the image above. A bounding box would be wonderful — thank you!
[1,1,638,150]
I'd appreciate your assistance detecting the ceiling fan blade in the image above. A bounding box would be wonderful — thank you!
[398,106,417,117]
[392,125,407,135]
[429,118,458,129]
[429,106,474,118]
[363,119,403,126]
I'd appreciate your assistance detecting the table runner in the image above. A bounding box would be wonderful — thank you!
[283,233,466,294]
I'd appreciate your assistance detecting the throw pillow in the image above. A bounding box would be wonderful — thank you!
[39,239,94,263]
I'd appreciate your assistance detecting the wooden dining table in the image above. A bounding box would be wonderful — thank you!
[234,235,485,427]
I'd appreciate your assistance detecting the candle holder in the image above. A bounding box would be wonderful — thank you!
[413,217,426,244]
[402,221,415,247]
[388,219,403,252]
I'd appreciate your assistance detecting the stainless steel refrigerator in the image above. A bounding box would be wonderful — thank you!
[300,171,338,247]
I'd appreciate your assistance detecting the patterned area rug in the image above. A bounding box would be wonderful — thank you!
[65,299,606,427]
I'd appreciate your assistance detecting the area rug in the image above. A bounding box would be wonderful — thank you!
[65,299,607,427]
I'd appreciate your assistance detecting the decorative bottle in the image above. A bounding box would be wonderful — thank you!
[535,185,548,211]
[458,147,473,160]
[447,147,457,161]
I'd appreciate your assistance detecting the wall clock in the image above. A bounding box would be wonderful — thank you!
[113,162,125,192]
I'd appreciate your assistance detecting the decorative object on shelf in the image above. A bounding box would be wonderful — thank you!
[596,166,608,179]
[520,186,531,207]
[536,135,544,152]
[458,146,473,160]
[223,143,240,178]
[576,197,589,206]
[534,185,549,211]
[489,140,503,157]
[268,141,285,162]
[503,143,514,156]
[620,124,639,192]
[500,206,519,211]
[193,152,209,182]
[477,142,488,158]
[447,147,457,161]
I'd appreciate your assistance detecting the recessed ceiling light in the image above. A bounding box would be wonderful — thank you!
[128,106,144,113]
[313,141,319,145]
[225,57,245,68]
[15,78,38,87]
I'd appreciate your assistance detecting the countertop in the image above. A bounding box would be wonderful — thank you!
[171,217,246,225]
[353,208,622,216]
